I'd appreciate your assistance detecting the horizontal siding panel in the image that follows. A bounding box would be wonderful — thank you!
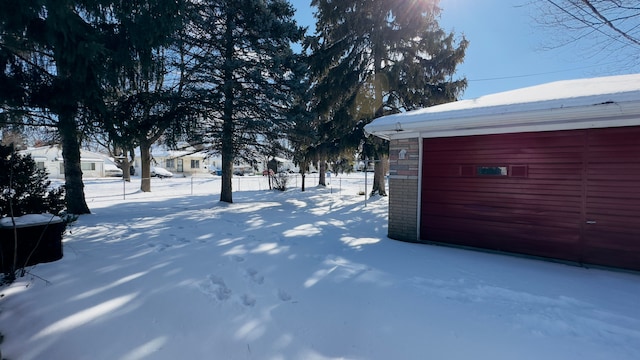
[586,208,640,219]
[423,186,582,198]
[423,132,585,151]
[421,220,581,260]
[424,154,583,164]
[423,193,581,212]
[422,217,581,242]
[583,230,640,245]
[587,197,640,211]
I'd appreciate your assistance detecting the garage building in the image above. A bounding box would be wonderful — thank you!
[364,74,640,271]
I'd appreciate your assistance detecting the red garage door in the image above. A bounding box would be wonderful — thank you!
[421,127,640,270]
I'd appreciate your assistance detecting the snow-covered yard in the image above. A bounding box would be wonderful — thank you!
[1,174,639,360]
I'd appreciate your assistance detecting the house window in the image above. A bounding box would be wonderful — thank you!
[165,159,175,169]
[81,162,96,171]
[36,162,45,171]
[191,159,200,169]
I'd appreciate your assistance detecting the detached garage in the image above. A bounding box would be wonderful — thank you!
[364,74,640,271]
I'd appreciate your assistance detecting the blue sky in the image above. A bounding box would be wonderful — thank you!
[291,0,640,100]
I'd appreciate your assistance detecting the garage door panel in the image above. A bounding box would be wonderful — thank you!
[425,153,584,164]
[584,229,640,248]
[422,178,583,193]
[423,193,581,213]
[422,217,581,242]
[587,208,640,220]
[421,127,640,271]
[425,147,584,159]
[422,202,581,232]
[422,219,581,260]
[424,131,585,151]
[528,167,583,180]
[422,204,580,224]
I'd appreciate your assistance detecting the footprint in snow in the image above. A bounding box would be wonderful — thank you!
[199,275,232,301]
[154,244,169,252]
[278,289,292,302]
[242,294,256,307]
[246,269,264,285]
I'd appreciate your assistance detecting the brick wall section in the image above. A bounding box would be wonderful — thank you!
[387,138,420,241]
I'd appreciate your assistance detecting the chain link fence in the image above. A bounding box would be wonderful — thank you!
[81,173,380,203]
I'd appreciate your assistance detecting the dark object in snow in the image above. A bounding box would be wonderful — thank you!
[0,214,65,275]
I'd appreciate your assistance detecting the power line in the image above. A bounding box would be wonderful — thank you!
[467,60,627,82]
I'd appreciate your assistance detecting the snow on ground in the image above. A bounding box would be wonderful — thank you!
[1,173,639,360]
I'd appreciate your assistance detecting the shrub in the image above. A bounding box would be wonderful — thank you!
[0,144,66,217]
[272,172,289,191]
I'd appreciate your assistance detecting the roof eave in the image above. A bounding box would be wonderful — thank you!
[366,100,640,140]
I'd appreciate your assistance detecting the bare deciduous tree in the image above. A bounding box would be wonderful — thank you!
[533,0,640,67]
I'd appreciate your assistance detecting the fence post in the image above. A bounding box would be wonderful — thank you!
[364,168,367,207]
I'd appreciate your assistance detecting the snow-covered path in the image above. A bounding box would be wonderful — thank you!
[1,174,639,359]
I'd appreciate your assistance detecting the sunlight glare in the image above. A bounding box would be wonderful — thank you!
[33,293,138,340]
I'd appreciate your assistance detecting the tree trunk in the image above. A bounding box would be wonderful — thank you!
[220,130,233,203]
[58,112,90,214]
[301,173,306,192]
[370,154,388,196]
[121,156,131,182]
[220,13,235,204]
[140,140,152,192]
[318,161,327,186]
[370,32,388,197]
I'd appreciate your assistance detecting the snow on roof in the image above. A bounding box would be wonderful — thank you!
[135,142,207,158]
[20,147,106,162]
[365,73,640,139]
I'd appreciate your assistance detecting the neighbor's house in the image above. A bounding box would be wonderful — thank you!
[364,74,640,271]
[19,146,107,179]
[133,143,211,176]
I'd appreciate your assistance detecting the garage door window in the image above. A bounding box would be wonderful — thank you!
[477,166,507,176]
[460,165,528,178]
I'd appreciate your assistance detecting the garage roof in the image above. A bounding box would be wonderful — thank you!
[364,73,640,140]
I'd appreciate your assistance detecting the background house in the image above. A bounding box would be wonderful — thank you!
[19,146,108,179]
[365,73,640,271]
[133,143,210,176]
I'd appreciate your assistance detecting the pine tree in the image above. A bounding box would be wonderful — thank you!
[100,0,192,192]
[187,0,305,203]
[0,1,188,207]
[0,0,107,214]
[308,0,468,195]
